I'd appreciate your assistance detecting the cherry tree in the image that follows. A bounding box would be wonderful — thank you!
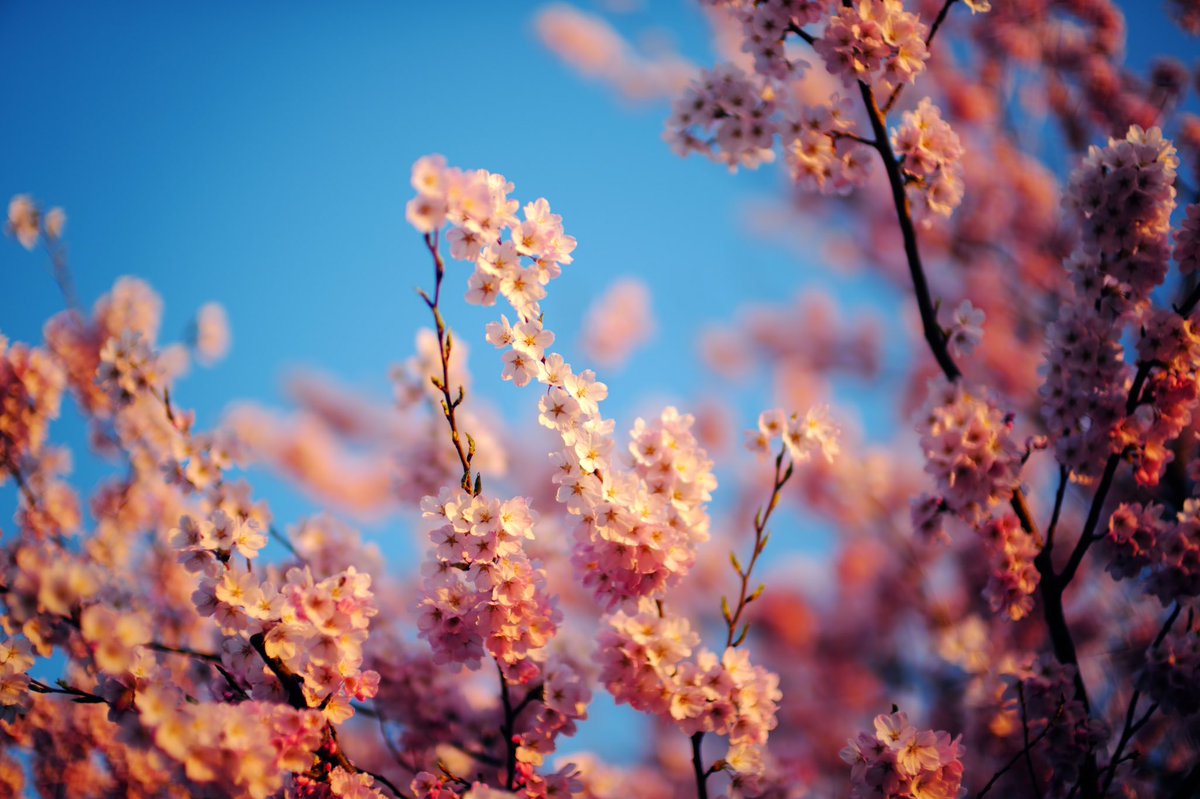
[3,1,1200,798]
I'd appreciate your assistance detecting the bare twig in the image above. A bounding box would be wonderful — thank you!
[1097,603,1183,795]
[421,231,478,495]
[268,525,306,562]
[28,678,107,705]
[976,702,1064,798]
[1018,683,1046,799]
[723,442,793,649]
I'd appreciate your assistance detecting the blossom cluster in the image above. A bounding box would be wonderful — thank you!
[45,276,163,417]
[0,337,65,481]
[171,506,381,722]
[1104,500,1200,604]
[415,488,560,684]
[665,0,973,216]
[978,513,1040,621]
[712,0,829,79]
[780,94,872,195]
[579,278,654,369]
[6,194,65,250]
[917,379,1023,527]
[892,98,965,222]
[515,654,592,767]
[136,686,326,799]
[48,276,237,495]
[1043,127,1181,479]
[406,154,576,316]
[597,600,781,782]
[564,406,717,608]
[1140,621,1200,716]
[0,637,34,722]
[1038,302,1128,478]
[839,711,964,799]
[812,0,929,93]
[1065,127,1177,305]
[939,300,985,360]
[665,64,778,172]
[328,767,390,799]
[408,156,725,610]
[745,407,840,463]
[1125,308,1200,485]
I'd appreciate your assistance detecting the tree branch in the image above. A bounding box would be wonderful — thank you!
[690,731,710,799]
[723,443,793,649]
[421,231,478,495]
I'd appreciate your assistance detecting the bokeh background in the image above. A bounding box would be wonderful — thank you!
[2,0,1197,763]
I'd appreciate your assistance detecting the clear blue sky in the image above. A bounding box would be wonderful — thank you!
[0,0,896,556]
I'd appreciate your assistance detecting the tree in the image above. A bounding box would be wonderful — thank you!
[3,1,1200,798]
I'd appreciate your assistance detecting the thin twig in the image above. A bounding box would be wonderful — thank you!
[1017,683,1045,799]
[421,231,477,495]
[146,642,219,661]
[831,130,877,147]
[327,725,410,799]
[723,442,793,649]
[146,643,250,701]
[28,678,107,705]
[268,525,306,561]
[1045,465,1069,553]
[42,236,81,314]
[418,233,524,792]
[976,703,1063,798]
[1098,603,1183,795]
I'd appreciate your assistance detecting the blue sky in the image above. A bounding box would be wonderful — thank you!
[1,0,896,552]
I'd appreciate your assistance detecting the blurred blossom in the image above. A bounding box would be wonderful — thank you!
[6,195,39,250]
[158,342,191,381]
[1168,0,1200,33]
[44,207,66,240]
[193,301,231,366]
[580,277,655,368]
[535,4,695,101]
